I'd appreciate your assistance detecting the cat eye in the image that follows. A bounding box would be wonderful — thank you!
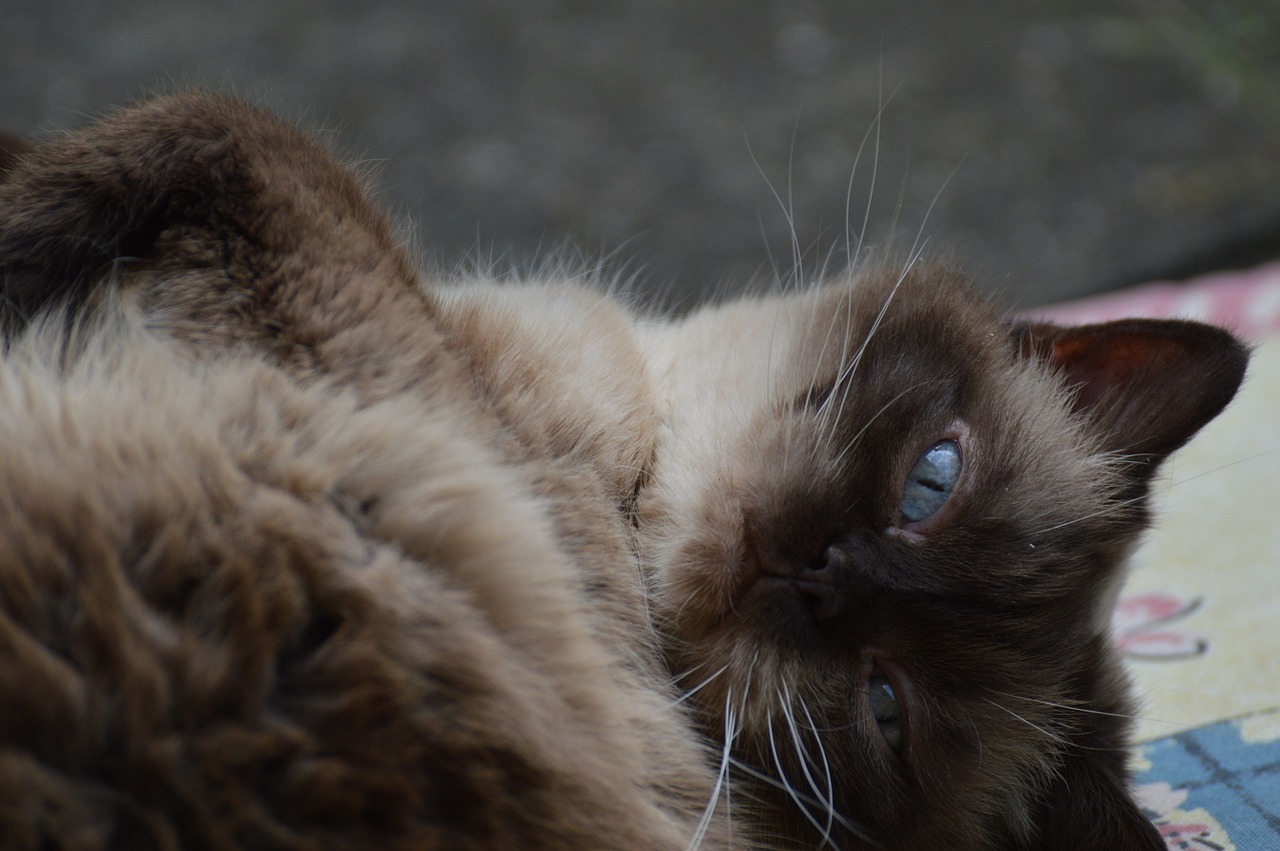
[867,671,904,753]
[900,439,962,523]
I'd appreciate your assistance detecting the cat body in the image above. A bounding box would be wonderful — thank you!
[0,92,1247,849]
[0,94,722,851]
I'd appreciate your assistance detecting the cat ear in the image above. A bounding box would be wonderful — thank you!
[0,91,414,328]
[1014,318,1248,467]
[1029,748,1165,851]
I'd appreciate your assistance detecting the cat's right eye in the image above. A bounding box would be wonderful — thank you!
[900,439,962,523]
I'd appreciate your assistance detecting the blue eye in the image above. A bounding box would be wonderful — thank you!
[900,440,962,523]
[868,673,904,752]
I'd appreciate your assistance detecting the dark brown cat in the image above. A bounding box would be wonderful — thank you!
[0,92,1247,849]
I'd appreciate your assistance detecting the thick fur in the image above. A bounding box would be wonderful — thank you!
[0,93,1248,849]
[0,93,726,851]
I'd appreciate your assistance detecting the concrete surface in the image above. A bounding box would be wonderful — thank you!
[3,0,1278,308]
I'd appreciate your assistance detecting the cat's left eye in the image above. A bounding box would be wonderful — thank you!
[867,672,904,753]
[900,439,962,523]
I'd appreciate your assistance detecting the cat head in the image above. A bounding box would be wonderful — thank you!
[636,264,1247,849]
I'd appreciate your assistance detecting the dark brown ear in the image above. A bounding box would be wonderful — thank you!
[1015,318,1248,470]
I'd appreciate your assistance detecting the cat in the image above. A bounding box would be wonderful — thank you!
[0,91,1248,850]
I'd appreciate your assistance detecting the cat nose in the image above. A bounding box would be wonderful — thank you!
[788,545,847,620]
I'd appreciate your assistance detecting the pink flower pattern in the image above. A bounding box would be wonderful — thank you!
[1136,782,1232,850]
[1155,820,1227,850]
[1112,592,1208,660]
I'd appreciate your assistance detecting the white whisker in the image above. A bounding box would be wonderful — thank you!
[798,695,839,845]
[728,756,882,847]
[785,113,804,292]
[989,690,1194,731]
[672,664,730,707]
[686,687,737,851]
[1030,491,1145,536]
[814,255,927,452]
[1168,447,1280,488]
[743,131,801,294]
[779,683,837,848]
[844,73,903,273]
[831,379,945,469]
[766,706,846,848]
[982,697,1069,746]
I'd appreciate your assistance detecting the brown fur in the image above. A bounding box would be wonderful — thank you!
[0,133,31,180]
[0,92,1248,849]
[0,93,727,851]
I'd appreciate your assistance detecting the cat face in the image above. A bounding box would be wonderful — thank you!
[637,265,1246,848]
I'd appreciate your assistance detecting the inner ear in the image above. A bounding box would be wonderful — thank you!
[1013,318,1248,465]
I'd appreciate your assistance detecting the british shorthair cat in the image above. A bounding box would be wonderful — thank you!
[0,92,1247,849]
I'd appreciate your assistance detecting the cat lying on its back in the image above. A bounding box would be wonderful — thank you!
[0,92,1247,850]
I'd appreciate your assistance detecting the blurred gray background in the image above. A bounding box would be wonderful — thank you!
[3,0,1278,308]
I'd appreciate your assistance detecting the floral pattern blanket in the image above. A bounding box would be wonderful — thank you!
[1038,262,1280,850]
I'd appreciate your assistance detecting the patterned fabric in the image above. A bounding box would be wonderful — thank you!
[1134,714,1280,850]
[1039,261,1280,339]
[1038,262,1280,849]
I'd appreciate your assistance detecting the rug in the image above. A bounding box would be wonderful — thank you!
[1036,262,1280,849]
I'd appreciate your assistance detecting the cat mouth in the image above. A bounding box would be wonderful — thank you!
[785,568,842,620]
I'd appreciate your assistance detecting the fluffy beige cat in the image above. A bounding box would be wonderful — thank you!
[0,92,1246,849]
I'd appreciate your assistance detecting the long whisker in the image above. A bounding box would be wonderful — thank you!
[779,683,837,847]
[1029,491,1147,536]
[902,158,961,276]
[767,707,851,848]
[785,113,804,291]
[1025,442,1279,539]
[795,717,859,735]
[744,131,801,294]
[814,235,932,453]
[817,149,958,447]
[686,687,738,851]
[1167,447,1280,488]
[672,664,731,707]
[668,660,713,685]
[786,275,862,476]
[813,265,907,443]
[831,379,945,469]
[797,695,838,844]
[988,690,1195,731]
[982,698,1069,746]
[844,73,887,272]
[766,709,820,836]
[728,757,883,847]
